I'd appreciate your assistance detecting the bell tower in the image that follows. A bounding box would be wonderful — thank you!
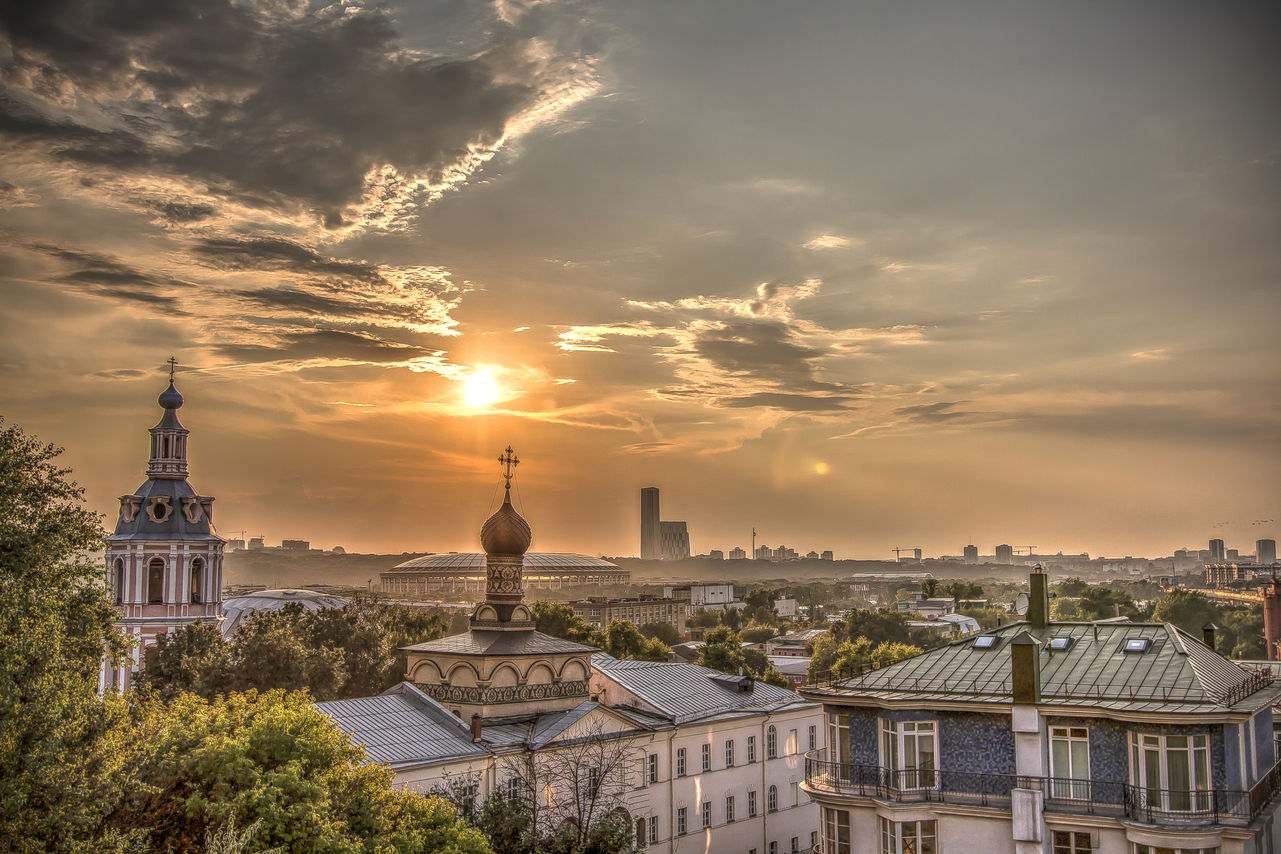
[103,359,224,692]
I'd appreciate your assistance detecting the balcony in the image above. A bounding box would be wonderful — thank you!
[805,751,1281,828]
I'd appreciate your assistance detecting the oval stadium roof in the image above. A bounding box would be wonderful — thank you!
[388,552,619,572]
[221,588,348,636]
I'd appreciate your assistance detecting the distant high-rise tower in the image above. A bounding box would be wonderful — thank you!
[995,544,1014,564]
[660,521,691,560]
[640,487,661,559]
[963,544,979,564]
[1208,538,1226,563]
[104,366,224,692]
[1259,539,1278,566]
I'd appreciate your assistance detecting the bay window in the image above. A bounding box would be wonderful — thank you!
[1130,732,1211,813]
[879,818,936,854]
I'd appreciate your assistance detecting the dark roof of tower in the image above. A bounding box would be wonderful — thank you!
[480,493,532,556]
[154,382,186,430]
[401,629,596,656]
[109,477,219,541]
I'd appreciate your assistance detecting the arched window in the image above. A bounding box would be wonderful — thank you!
[114,559,125,605]
[767,785,778,813]
[190,558,203,604]
[767,725,778,759]
[147,558,164,604]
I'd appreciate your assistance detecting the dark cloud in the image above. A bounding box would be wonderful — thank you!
[213,329,438,365]
[192,237,384,284]
[148,199,216,223]
[32,243,188,310]
[92,368,147,379]
[719,392,858,411]
[0,1,590,221]
[693,320,831,387]
[894,401,973,423]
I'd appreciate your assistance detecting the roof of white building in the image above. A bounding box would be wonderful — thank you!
[591,653,815,725]
[315,683,485,769]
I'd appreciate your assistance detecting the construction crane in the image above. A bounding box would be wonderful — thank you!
[893,547,922,562]
[1015,545,1038,556]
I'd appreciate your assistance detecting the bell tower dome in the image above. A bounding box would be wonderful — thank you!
[103,358,225,693]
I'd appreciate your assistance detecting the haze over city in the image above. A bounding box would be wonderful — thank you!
[1,1,1278,559]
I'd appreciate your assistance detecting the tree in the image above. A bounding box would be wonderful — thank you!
[843,608,911,645]
[0,421,134,851]
[920,578,941,598]
[686,609,720,628]
[959,606,1007,630]
[139,620,233,700]
[638,621,681,646]
[1218,607,1265,659]
[722,606,742,631]
[532,601,605,646]
[1153,590,1219,636]
[110,689,490,854]
[807,634,838,680]
[604,620,669,661]
[739,623,776,643]
[1054,578,1091,597]
[945,581,983,601]
[743,588,779,611]
[826,638,922,680]
[698,625,747,675]
[1077,586,1142,621]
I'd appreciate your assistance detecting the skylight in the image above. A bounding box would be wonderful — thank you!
[1048,637,1074,650]
[1123,638,1151,653]
[972,636,997,649]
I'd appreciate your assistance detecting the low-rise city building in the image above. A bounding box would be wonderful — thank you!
[570,595,690,633]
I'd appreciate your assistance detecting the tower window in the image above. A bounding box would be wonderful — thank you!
[114,559,125,605]
[147,558,164,604]
[190,558,203,604]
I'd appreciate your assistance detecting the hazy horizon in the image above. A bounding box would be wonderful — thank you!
[1,1,1277,561]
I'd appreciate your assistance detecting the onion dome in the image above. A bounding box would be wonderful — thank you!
[480,492,532,557]
[158,381,184,410]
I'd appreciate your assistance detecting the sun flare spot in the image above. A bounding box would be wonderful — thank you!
[813,461,831,476]
[463,368,500,408]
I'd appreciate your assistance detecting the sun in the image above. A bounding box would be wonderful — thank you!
[463,368,500,408]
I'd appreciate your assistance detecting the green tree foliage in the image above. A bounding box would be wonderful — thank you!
[739,623,776,643]
[807,634,838,678]
[141,599,451,701]
[945,581,983,601]
[1075,586,1143,621]
[637,621,682,646]
[108,690,490,854]
[842,608,911,646]
[685,609,720,628]
[698,625,746,674]
[531,601,605,646]
[603,620,670,661]
[1054,578,1091,597]
[722,606,742,631]
[0,421,134,851]
[807,637,921,681]
[743,588,779,610]
[958,607,1007,630]
[920,578,941,598]
[1217,607,1265,659]
[1152,592,1264,659]
[1153,590,1220,636]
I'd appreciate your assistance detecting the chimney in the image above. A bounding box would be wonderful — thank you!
[1202,622,1217,651]
[1027,566,1049,630]
[1010,630,1040,704]
[470,713,483,742]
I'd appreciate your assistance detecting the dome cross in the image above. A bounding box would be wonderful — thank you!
[498,446,519,490]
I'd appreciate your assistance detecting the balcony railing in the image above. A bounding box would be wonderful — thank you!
[806,751,1281,828]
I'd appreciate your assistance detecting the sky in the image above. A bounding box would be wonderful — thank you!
[1,0,1278,560]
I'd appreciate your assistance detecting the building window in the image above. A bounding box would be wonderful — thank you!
[1053,831,1094,854]
[648,816,658,844]
[648,753,659,783]
[1049,726,1091,800]
[811,831,819,850]
[808,724,816,751]
[505,777,521,801]
[791,836,799,853]
[879,817,935,854]
[748,789,757,817]
[767,785,778,813]
[147,557,164,604]
[114,559,125,605]
[1130,732,1211,812]
[747,734,757,763]
[701,800,711,828]
[636,818,646,849]
[726,739,735,767]
[769,842,778,854]
[676,806,687,836]
[726,795,735,823]
[588,766,600,796]
[880,718,937,790]
[767,725,778,759]
[676,747,686,776]
[789,728,797,755]
[1131,847,1213,854]
[190,557,203,604]
[701,742,711,772]
[829,711,850,767]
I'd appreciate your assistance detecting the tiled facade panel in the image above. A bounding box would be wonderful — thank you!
[938,711,1016,776]
[1256,709,1276,771]
[846,708,879,765]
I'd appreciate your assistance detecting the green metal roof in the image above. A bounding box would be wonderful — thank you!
[809,621,1281,715]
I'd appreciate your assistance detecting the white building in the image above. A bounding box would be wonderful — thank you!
[103,373,224,692]
[318,449,822,852]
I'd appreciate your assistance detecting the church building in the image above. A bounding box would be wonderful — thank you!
[103,369,224,691]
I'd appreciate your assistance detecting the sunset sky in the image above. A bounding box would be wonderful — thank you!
[1,1,1278,560]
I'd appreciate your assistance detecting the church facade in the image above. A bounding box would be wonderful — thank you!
[103,374,224,691]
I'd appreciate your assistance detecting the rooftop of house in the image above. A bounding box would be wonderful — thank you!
[592,653,814,725]
[315,683,486,770]
[806,620,1281,716]
[401,629,597,657]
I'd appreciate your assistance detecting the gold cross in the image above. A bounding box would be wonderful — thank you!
[498,446,519,488]
[167,356,178,383]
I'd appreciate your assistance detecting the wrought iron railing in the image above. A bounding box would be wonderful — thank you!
[805,751,1281,828]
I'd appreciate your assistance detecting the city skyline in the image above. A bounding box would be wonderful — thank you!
[1,2,1278,560]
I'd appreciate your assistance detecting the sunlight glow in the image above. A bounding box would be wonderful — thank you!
[814,461,831,475]
[464,369,500,408]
